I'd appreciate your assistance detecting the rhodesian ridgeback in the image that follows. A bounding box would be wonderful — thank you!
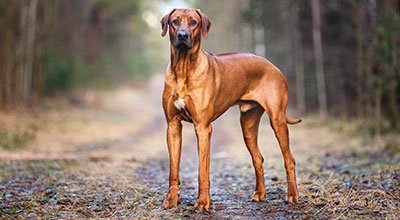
[161,8,301,211]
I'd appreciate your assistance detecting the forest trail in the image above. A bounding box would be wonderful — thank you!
[1,75,399,219]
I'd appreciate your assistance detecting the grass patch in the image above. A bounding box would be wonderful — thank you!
[384,137,400,155]
[0,129,35,150]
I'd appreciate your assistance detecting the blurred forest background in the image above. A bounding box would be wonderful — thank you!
[0,1,399,218]
[0,0,399,136]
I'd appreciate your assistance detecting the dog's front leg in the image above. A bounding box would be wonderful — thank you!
[194,123,212,212]
[162,116,182,209]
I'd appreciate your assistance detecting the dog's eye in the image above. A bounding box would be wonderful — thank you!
[190,20,197,26]
[172,19,179,25]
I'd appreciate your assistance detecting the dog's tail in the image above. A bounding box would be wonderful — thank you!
[286,117,302,125]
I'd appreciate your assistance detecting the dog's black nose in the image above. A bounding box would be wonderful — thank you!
[177,30,189,40]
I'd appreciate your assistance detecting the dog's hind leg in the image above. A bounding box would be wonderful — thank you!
[266,106,299,203]
[256,72,299,203]
[240,105,266,202]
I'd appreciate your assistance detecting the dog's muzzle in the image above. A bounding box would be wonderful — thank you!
[174,30,192,50]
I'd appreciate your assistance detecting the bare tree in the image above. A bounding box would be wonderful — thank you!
[311,0,327,116]
[364,0,377,119]
[0,1,17,110]
[22,0,38,106]
[292,1,306,114]
[351,1,365,119]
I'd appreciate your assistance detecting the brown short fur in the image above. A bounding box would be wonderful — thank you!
[161,8,301,212]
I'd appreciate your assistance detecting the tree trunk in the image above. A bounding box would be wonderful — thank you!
[0,1,17,110]
[311,0,328,116]
[32,1,53,105]
[375,78,382,142]
[0,2,4,108]
[351,0,365,119]
[262,1,270,58]
[364,0,377,118]
[250,22,256,54]
[22,0,38,106]
[388,31,399,129]
[292,1,306,114]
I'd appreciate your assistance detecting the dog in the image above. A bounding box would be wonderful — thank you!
[160,8,301,211]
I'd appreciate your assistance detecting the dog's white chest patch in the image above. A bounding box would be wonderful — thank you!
[174,98,186,111]
[173,97,192,120]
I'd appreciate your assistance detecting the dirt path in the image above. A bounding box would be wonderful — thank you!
[1,75,399,219]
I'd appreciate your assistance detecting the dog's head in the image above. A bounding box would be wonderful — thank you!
[161,8,211,51]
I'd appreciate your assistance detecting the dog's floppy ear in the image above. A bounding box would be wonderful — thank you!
[161,9,175,37]
[195,9,211,38]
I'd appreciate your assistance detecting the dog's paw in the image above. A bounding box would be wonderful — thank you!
[162,196,179,209]
[251,191,266,202]
[285,182,299,204]
[194,197,210,212]
[285,194,299,204]
[162,192,179,209]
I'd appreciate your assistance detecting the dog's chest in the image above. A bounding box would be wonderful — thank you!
[173,97,192,122]
[165,68,208,122]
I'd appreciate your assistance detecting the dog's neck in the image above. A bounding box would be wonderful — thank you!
[170,43,207,97]
[170,43,204,74]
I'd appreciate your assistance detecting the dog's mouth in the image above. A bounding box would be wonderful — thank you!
[173,40,193,50]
